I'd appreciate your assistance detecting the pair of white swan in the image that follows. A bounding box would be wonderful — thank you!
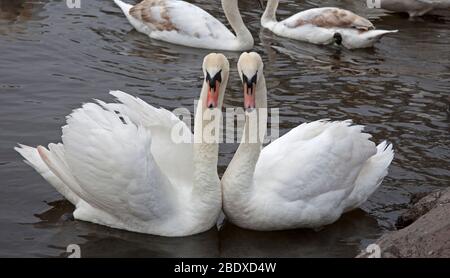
[113,0,397,50]
[16,53,394,236]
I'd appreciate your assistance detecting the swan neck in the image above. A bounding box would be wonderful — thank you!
[222,0,253,48]
[262,0,279,27]
[191,82,222,218]
[222,76,268,200]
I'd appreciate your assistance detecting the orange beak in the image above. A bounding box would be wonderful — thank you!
[205,70,222,109]
[244,82,256,110]
[207,80,220,109]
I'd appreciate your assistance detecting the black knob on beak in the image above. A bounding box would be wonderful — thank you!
[206,70,222,90]
[242,72,257,94]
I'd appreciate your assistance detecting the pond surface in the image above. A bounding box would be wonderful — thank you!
[0,0,449,257]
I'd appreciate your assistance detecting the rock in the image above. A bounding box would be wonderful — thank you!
[357,188,450,258]
[396,190,443,229]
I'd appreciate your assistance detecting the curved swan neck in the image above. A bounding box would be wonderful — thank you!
[222,0,253,49]
[222,75,268,198]
[191,81,223,215]
[261,0,279,28]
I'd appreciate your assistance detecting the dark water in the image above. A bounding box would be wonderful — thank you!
[0,0,449,257]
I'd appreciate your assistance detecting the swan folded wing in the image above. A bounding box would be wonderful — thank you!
[254,120,377,206]
[104,90,193,187]
[283,7,374,31]
[129,0,234,40]
[60,102,176,221]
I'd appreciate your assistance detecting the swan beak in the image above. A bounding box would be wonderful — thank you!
[206,70,222,109]
[243,73,257,110]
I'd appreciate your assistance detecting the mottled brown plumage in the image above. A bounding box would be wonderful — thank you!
[287,8,374,31]
[130,0,178,32]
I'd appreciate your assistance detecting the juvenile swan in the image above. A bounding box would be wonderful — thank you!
[113,0,255,51]
[221,52,394,231]
[16,53,230,237]
[259,0,397,49]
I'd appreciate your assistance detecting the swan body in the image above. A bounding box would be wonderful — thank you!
[113,0,254,51]
[379,0,450,17]
[16,53,230,237]
[221,52,394,231]
[260,1,397,49]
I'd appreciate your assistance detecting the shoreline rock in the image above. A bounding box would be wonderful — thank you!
[357,188,450,258]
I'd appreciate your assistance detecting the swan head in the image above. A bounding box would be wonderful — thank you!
[333,32,343,46]
[202,53,230,110]
[237,52,264,111]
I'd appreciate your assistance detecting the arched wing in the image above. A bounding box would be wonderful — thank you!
[254,120,377,205]
[58,102,177,221]
[105,90,194,187]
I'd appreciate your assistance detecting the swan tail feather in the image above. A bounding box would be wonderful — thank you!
[113,0,133,15]
[113,0,149,33]
[343,141,394,212]
[369,29,398,40]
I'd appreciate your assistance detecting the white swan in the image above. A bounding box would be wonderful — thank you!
[258,0,398,49]
[378,0,450,17]
[15,53,230,237]
[221,52,394,231]
[113,0,254,51]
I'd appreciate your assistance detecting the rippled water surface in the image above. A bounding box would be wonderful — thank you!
[0,0,449,257]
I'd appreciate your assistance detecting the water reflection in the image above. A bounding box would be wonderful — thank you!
[0,0,33,21]
[34,201,220,258]
[32,200,380,258]
[219,210,381,258]
[0,0,48,36]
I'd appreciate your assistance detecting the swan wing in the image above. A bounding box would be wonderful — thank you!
[15,144,80,205]
[129,0,235,41]
[254,120,377,207]
[282,7,374,31]
[104,90,193,187]
[52,102,177,221]
[343,141,394,212]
